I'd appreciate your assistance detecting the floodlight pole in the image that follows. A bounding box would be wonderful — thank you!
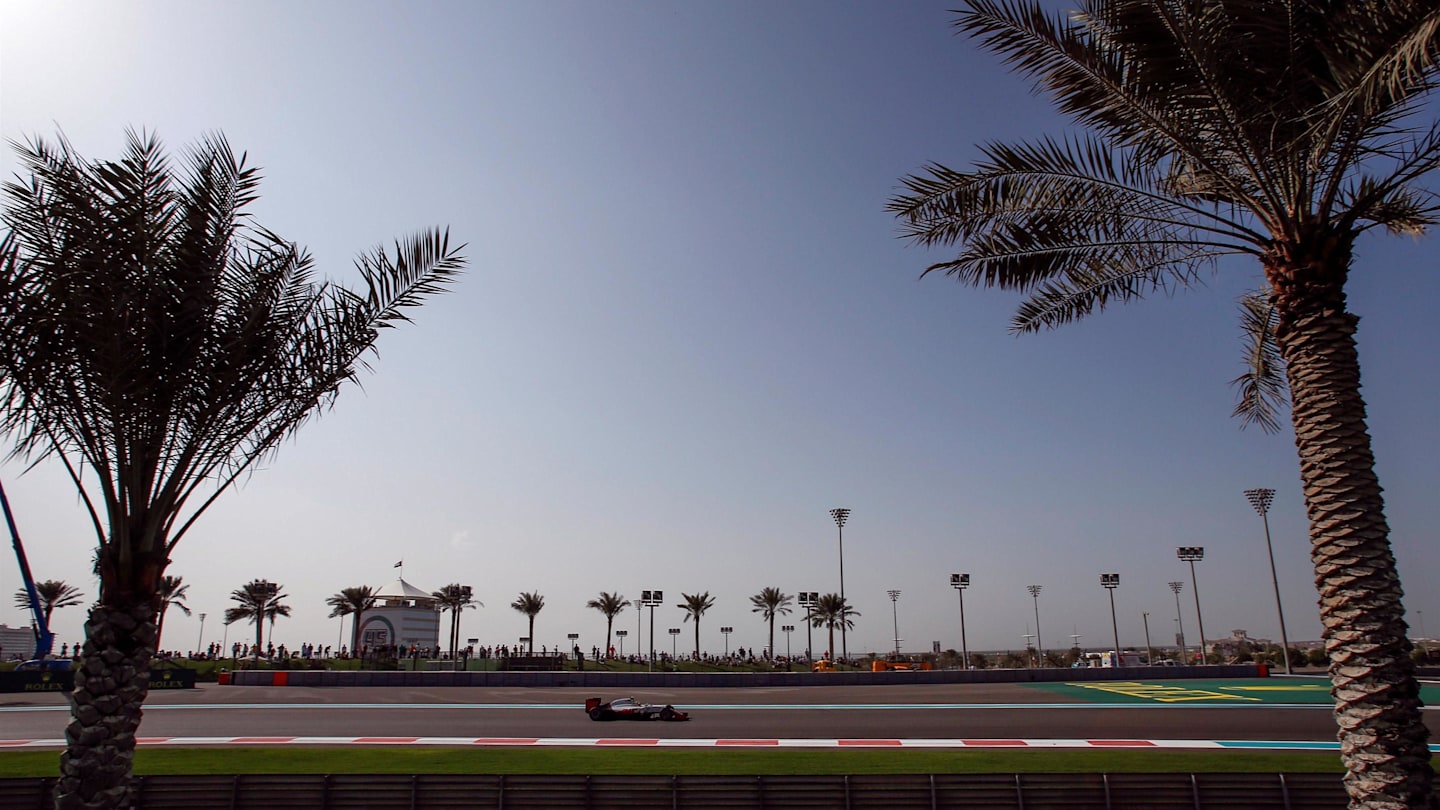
[830,508,851,661]
[1142,612,1154,666]
[1177,547,1207,664]
[950,573,970,669]
[799,591,817,662]
[1245,488,1292,675]
[1169,580,1187,662]
[888,590,902,657]
[1027,585,1044,666]
[1101,574,1121,660]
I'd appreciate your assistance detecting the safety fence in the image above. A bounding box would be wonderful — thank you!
[0,772,1350,809]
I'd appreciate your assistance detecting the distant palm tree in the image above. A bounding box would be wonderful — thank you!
[809,593,859,662]
[155,576,191,651]
[586,592,631,659]
[326,586,378,652]
[224,580,289,658]
[749,587,792,660]
[511,592,544,654]
[678,591,715,660]
[432,584,480,659]
[12,579,85,624]
[888,3,1440,802]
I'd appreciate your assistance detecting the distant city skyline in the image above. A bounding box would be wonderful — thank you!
[1,1,1435,661]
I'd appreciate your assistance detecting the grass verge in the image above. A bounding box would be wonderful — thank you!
[0,747,1345,778]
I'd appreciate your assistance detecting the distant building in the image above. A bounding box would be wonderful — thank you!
[0,623,36,660]
[354,578,439,651]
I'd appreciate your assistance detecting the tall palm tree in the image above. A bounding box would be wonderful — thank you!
[154,576,190,651]
[678,591,715,660]
[0,129,461,807]
[749,587,793,660]
[224,580,289,658]
[586,591,631,659]
[432,584,479,659]
[511,592,544,654]
[325,586,378,652]
[809,593,858,662]
[12,579,84,624]
[888,3,1439,803]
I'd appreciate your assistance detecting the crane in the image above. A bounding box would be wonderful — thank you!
[1,479,68,671]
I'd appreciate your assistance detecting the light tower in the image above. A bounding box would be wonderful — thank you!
[1027,585,1044,666]
[1169,580,1187,662]
[887,589,902,657]
[1245,488,1292,674]
[1101,573,1121,660]
[830,508,851,660]
[1176,547,1208,664]
[950,573,971,669]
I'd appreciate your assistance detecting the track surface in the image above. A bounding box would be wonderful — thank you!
[8,678,1435,746]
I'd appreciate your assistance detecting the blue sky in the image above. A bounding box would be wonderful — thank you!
[1,1,1436,659]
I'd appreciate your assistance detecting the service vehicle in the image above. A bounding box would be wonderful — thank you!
[871,656,933,672]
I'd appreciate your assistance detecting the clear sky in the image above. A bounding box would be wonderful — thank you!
[1,1,1436,660]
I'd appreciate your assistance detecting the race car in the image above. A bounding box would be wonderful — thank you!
[585,696,690,721]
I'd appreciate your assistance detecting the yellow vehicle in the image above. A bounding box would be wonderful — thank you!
[810,659,837,672]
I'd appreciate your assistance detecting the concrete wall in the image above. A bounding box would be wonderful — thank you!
[231,664,1262,688]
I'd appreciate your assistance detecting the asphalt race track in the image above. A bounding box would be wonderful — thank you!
[9,678,1436,747]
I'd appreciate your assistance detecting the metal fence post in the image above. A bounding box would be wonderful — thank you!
[229,775,240,810]
[320,774,331,810]
[844,774,852,810]
[410,774,419,810]
[1102,773,1112,810]
[1278,773,1291,810]
[1190,773,1201,810]
[930,774,938,810]
[497,773,505,810]
[1015,774,1026,810]
[672,774,678,810]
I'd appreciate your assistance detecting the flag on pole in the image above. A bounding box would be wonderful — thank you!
[394,560,402,568]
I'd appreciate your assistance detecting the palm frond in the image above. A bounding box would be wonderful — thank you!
[1228,291,1288,434]
[0,130,465,579]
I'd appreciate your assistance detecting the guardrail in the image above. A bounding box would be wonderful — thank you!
[0,772,1349,809]
[228,663,1262,687]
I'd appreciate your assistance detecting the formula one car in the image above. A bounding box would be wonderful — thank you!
[585,696,690,721]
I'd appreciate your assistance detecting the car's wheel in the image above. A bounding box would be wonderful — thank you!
[589,708,606,721]
[659,706,675,721]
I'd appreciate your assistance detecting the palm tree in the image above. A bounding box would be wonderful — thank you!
[325,586,378,652]
[586,591,631,659]
[154,576,191,651]
[677,591,715,660]
[224,580,289,658]
[12,579,84,624]
[749,587,793,660]
[432,584,479,659]
[809,593,859,663]
[888,3,1439,803]
[511,592,544,654]
[0,129,461,807]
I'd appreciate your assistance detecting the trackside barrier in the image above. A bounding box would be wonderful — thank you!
[228,663,1263,687]
[0,772,1358,809]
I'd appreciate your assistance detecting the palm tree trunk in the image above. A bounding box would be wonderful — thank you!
[254,618,263,659]
[351,609,363,653]
[605,617,613,660]
[693,621,700,660]
[1276,303,1433,808]
[527,617,534,654]
[54,600,157,809]
[768,617,775,661]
